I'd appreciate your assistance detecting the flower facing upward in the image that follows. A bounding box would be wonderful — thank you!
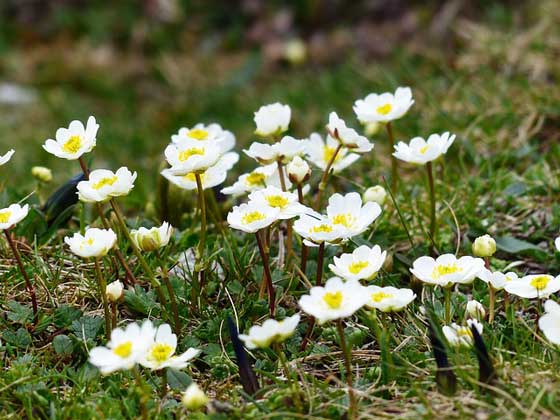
[77,167,137,202]
[254,102,291,137]
[106,280,124,302]
[329,245,387,282]
[244,136,307,165]
[393,132,455,165]
[364,286,416,312]
[472,234,496,257]
[139,323,200,370]
[221,164,279,196]
[88,320,153,374]
[43,116,99,160]
[539,300,560,345]
[477,269,519,290]
[182,383,209,411]
[304,133,361,173]
[410,254,485,287]
[164,140,222,175]
[299,277,368,324]
[325,192,382,239]
[293,212,345,247]
[239,314,300,349]
[171,123,235,153]
[443,319,483,348]
[131,222,173,252]
[64,228,117,258]
[326,112,373,152]
[0,149,14,166]
[353,87,414,123]
[227,202,280,233]
[504,274,560,299]
[248,186,309,220]
[0,203,29,230]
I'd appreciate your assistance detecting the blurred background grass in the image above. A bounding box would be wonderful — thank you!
[1,0,559,211]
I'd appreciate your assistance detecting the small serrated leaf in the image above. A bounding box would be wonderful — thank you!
[54,305,83,328]
[53,334,73,355]
[3,328,32,348]
[6,301,33,324]
[166,369,192,391]
[71,316,103,340]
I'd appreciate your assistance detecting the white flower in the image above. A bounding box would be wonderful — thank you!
[442,319,483,348]
[77,167,137,203]
[304,132,360,173]
[227,202,279,233]
[0,149,14,166]
[299,277,368,324]
[248,186,309,220]
[88,320,153,374]
[221,164,278,196]
[477,269,519,290]
[504,274,560,299]
[0,203,29,230]
[325,192,382,238]
[555,237,560,252]
[362,185,387,206]
[410,254,485,287]
[244,136,307,165]
[539,300,560,345]
[326,112,373,152]
[130,222,173,252]
[140,323,200,370]
[239,314,300,349]
[106,280,124,302]
[293,212,346,247]
[353,87,414,123]
[329,245,386,282]
[64,228,117,258]
[466,300,486,320]
[171,123,235,153]
[364,286,416,312]
[43,116,99,160]
[254,102,291,137]
[286,156,311,184]
[164,140,222,175]
[182,383,209,411]
[472,234,496,257]
[393,132,455,165]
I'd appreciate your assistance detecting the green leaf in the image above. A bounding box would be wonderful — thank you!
[3,328,32,348]
[166,369,192,391]
[54,305,83,328]
[71,316,103,340]
[495,236,544,254]
[53,334,74,355]
[124,285,159,315]
[6,301,33,324]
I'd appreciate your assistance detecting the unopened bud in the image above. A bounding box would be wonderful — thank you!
[466,299,486,320]
[363,185,386,206]
[32,166,53,183]
[472,234,496,257]
[106,280,123,302]
[286,156,311,184]
[182,383,209,411]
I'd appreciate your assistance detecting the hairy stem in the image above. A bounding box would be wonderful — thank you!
[337,320,357,419]
[94,258,112,340]
[255,231,276,317]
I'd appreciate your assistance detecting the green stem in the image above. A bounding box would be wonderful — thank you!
[336,320,357,419]
[94,258,112,340]
[444,287,452,324]
[386,122,398,193]
[277,160,287,192]
[315,242,325,286]
[192,173,207,312]
[160,369,168,399]
[132,367,149,420]
[275,344,303,411]
[314,143,343,210]
[426,161,436,246]
[155,249,181,336]
[489,285,495,324]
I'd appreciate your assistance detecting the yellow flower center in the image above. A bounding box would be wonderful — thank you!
[332,213,355,228]
[242,211,266,225]
[149,343,174,362]
[187,128,209,140]
[323,146,341,164]
[348,261,369,274]
[311,224,333,233]
[376,103,392,115]
[265,195,289,209]
[419,145,429,154]
[113,341,133,358]
[183,172,205,182]
[87,238,94,245]
[0,210,12,223]
[323,291,343,309]
[92,176,118,190]
[245,172,266,187]
[178,148,204,162]
[63,135,82,154]
[530,275,551,291]
[371,291,394,302]
[431,263,462,278]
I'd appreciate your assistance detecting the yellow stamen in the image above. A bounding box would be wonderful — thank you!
[113,341,133,358]
[0,211,12,223]
[431,263,462,279]
[348,261,369,274]
[332,213,354,228]
[371,291,393,303]
[530,275,551,291]
[62,135,82,154]
[245,172,266,187]
[323,146,341,164]
[265,195,289,209]
[323,291,343,309]
[149,343,174,362]
[92,176,118,190]
[183,172,205,182]
[456,327,473,338]
[311,224,333,233]
[419,145,429,154]
[178,148,204,162]
[242,211,265,225]
[87,238,94,245]
[187,128,209,140]
[376,103,392,115]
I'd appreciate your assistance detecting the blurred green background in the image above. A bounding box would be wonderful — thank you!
[1,0,559,211]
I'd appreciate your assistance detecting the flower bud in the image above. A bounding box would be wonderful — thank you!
[182,383,209,411]
[472,234,496,257]
[286,156,311,184]
[283,39,306,65]
[466,299,486,320]
[31,166,53,183]
[106,280,124,302]
[363,185,386,206]
[364,121,380,137]
[130,222,173,252]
